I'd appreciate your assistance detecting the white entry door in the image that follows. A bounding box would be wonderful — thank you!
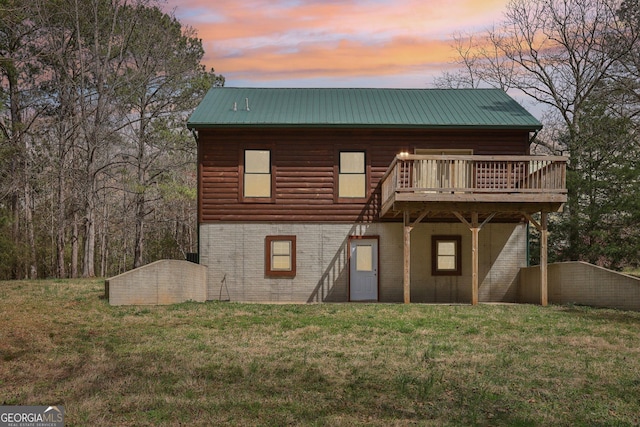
[349,238,379,301]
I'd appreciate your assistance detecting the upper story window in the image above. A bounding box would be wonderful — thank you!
[244,149,271,198]
[338,151,366,199]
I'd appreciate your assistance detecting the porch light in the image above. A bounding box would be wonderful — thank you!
[398,151,409,157]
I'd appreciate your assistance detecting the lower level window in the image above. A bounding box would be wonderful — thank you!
[432,235,462,276]
[265,236,296,277]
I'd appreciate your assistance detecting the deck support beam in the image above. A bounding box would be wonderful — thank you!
[524,212,549,306]
[453,211,496,305]
[471,212,479,306]
[403,210,411,304]
[540,212,548,306]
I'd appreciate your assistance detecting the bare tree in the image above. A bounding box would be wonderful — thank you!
[34,0,84,278]
[435,0,640,264]
[0,0,222,279]
[114,4,221,268]
[434,31,516,90]
[609,0,640,122]
[70,1,110,277]
[0,0,43,278]
[436,0,633,139]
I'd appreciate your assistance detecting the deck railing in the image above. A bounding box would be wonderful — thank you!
[381,154,567,204]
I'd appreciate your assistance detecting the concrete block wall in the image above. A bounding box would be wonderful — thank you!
[519,262,640,311]
[200,222,526,303]
[201,223,357,302]
[518,265,541,304]
[409,222,526,303]
[107,260,207,305]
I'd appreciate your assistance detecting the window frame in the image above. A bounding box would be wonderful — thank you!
[265,235,296,277]
[431,235,462,276]
[239,147,276,203]
[335,148,369,203]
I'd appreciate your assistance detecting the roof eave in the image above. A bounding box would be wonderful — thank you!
[187,123,543,131]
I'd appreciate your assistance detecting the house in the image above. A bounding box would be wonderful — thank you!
[187,88,566,304]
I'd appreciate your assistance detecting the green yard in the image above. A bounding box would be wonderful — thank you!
[624,268,640,278]
[1,279,639,426]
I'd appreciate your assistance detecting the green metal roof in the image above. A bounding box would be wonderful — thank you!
[187,88,542,130]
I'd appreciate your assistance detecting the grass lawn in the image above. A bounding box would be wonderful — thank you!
[1,280,640,426]
[623,268,640,278]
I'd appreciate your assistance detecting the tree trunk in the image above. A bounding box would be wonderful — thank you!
[56,229,66,278]
[71,213,79,278]
[133,194,145,269]
[22,182,37,279]
[56,148,72,278]
[6,53,24,278]
[83,215,95,277]
[133,108,148,269]
[100,202,108,277]
[82,189,96,277]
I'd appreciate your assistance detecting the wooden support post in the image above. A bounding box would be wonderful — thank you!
[403,210,411,304]
[471,212,479,306]
[453,211,491,306]
[523,212,549,307]
[540,211,548,306]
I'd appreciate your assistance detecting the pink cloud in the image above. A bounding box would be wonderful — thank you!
[164,0,509,84]
[207,37,455,81]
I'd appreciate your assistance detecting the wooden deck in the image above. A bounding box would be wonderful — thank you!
[380,154,568,218]
[380,154,568,305]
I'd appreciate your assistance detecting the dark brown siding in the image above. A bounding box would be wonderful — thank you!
[198,128,531,222]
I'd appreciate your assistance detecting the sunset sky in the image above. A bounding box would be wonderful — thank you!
[164,0,511,88]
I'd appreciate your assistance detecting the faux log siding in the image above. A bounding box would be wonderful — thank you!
[198,128,531,222]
